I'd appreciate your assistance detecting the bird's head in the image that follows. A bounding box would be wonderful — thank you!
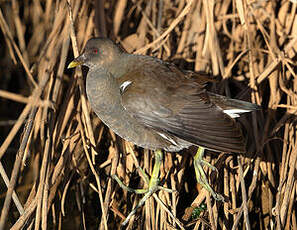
[68,38,122,69]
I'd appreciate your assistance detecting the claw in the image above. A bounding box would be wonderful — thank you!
[112,150,175,226]
[194,147,224,201]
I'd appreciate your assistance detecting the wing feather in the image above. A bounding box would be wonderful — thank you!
[117,57,245,153]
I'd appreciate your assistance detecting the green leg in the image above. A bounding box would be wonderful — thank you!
[194,147,224,201]
[112,149,174,226]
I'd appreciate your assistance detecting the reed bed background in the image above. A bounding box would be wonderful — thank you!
[0,0,296,229]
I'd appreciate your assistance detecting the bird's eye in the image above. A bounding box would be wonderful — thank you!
[93,49,99,54]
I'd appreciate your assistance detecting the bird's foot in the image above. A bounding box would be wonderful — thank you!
[112,149,175,226]
[194,147,224,201]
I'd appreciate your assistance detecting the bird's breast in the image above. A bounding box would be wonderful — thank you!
[85,68,174,150]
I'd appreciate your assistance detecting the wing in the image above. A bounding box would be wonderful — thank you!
[117,57,245,153]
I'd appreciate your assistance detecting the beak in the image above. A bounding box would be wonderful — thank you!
[67,60,82,69]
[67,53,86,69]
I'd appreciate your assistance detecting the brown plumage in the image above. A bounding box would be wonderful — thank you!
[68,38,259,153]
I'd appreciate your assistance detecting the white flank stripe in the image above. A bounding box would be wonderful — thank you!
[120,81,132,93]
[158,132,178,146]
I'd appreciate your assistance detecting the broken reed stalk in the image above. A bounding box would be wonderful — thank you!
[0,0,296,229]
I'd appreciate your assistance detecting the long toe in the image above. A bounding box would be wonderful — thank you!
[116,150,175,226]
[194,147,224,201]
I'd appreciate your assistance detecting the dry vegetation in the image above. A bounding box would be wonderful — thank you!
[0,0,296,229]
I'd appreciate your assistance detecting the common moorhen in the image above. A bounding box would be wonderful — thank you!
[68,38,259,224]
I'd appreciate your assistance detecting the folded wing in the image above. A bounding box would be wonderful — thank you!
[117,58,246,153]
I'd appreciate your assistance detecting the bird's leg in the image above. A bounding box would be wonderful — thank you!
[112,149,175,226]
[194,147,224,201]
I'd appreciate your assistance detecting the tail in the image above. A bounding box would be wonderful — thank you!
[208,93,261,118]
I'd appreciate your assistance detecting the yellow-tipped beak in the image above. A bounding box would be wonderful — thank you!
[67,61,82,69]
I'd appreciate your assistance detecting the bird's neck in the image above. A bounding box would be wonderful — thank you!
[105,53,149,79]
[86,68,120,116]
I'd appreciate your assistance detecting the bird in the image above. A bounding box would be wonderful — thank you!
[68,37,259,224]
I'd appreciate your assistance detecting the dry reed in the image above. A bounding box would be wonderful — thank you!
[0,0,296,229]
